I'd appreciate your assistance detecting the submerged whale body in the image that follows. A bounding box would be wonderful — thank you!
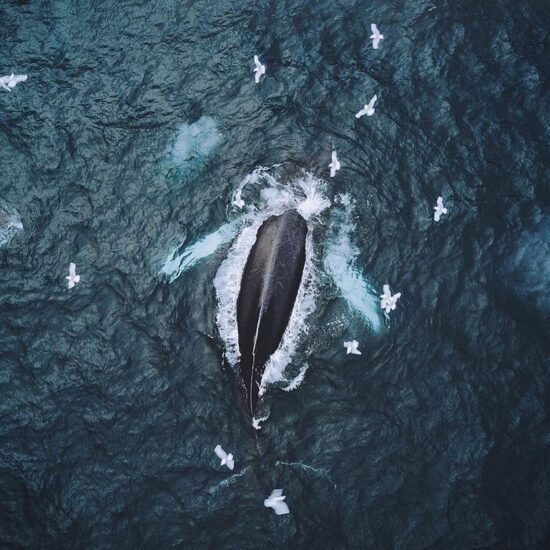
[237,209,308,415]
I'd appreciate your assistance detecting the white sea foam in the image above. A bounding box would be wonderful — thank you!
[256,173,330,220]
[230,167,274,211]
[283,364,308,392]
[252,414,269,430]
[213,219,266,366]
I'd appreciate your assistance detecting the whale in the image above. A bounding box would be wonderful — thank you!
[237,209,308,415]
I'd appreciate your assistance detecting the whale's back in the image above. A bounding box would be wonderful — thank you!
[237,209,308,415]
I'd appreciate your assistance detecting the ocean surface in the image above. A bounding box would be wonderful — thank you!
[1,1,549,548]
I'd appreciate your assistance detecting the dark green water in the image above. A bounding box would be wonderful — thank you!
[1,1,549,548]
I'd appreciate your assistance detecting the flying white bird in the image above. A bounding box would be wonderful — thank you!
[343,340,362,355]
[355,95,377,118]
[370,24,384,49]
[66,262,80,289]
[264,489,290,515]
[380,284,401,313]
[433,196,448,222]
[214,444,235,470]
[328,150,341,177]
[253,55,266,84]
[0,74,28,92]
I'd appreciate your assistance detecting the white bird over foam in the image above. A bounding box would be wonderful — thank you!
[214,444,235,470]
[380,284,401,313]
[253,55,266,84]
[264,489,290,515]
[344,340,362,355]
[66,262,80,289]
[433,196,448,222]
[355,95,377,118]
[370,24,384,49]
[328,150,341,177]
[0,73,28,92]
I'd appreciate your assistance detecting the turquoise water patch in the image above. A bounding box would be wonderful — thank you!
[164,116,222,181]
[324,237,382,334]
[161,220,240,283]
[0,199,23,249]
[324,197,383,333]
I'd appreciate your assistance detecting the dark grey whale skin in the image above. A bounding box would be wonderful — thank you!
[236,209,308,416]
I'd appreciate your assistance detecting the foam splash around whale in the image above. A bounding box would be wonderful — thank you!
[161,166,382,403]
[214,169,330,392]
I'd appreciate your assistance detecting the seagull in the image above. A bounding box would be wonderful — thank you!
[355,95,377,118]
[343,340,362,355]
[66,262,80,289]
[253,55,266,84]
[0,74,28,92]
[214,444,235,470]
[380,284,401,313]
[264,489,290,515]
[328,150,341,177]
[433,196,447,222]
[370,24,384,49]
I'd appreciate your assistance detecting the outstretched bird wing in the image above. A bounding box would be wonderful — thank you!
[69,262,77,277]
[10,74,27,86]
[214,445,227,461]
[265,489,289,514]
[272,500,290,515]
[226,453,235,470]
